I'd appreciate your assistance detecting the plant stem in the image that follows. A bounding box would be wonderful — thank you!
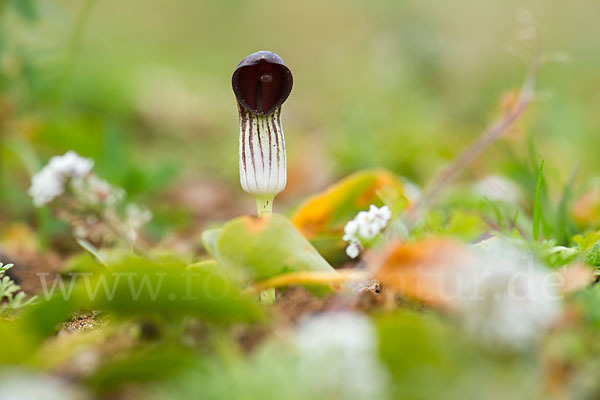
[255,195,274,217]
[255,194,275,303]
[260,288,276,304]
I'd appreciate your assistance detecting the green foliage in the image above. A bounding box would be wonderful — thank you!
[554,167,578,244]
[205,214,335,282]
[585,240,600,268]
[87,345,195,393]
[573,231,600,252]
[536,243,579,268]
[376,311,543,399]
[0,256,261,362]
[421,209,488,241]
[2,0,600,398]
[157,343,306,400]
[29,255,262,328]
[573,286,600,329]
[0,263,37,316]
[533,160,544,241]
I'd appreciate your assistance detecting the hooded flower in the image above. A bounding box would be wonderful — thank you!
[232,51,293,204]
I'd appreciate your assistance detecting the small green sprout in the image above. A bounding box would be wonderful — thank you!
[585,240,600,268]
[0,263,37,316]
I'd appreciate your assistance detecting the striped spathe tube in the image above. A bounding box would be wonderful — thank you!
[238,105,286,196]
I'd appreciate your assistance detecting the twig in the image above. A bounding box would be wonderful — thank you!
[404,33,542,225]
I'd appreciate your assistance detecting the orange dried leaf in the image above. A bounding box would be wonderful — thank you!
[570,184,600,227]
[373,238,475,308]
[558,263,595,294]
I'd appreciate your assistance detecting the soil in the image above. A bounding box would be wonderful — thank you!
[1,247,63,294]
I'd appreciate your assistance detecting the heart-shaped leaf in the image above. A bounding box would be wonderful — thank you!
[212,214,335,283]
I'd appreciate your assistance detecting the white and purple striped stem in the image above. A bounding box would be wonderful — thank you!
[238,104,287,215]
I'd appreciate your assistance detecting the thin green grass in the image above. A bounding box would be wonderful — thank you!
[533,160,544,241]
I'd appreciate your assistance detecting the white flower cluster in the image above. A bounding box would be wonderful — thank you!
[456,239,562,350]
[343,205,392,259]
[29,151,94,206]
[295,312,389,400]
[28,150,152,246]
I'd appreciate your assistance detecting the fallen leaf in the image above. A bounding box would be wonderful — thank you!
[558,263,595,294]
[212,214,335,282]
[570,181,600,227]
[372,238,475,308]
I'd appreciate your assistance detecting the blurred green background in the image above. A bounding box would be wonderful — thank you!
[1,0,599,233]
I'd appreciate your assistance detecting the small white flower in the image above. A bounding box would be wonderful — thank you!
[29,167,64,206]
[369,204,392,230]
[342,205,392,258]
[345,242,360,259]
[343,220,359,242]
[29,151,94,207]
[344,220,358,237]
[48,150,93,178]
[356,211,378,239]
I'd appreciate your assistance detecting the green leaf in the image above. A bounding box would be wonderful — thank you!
[585,240,600,267]
[214,214,335,282]
[94,257,262,322]
[88,345,195,392]
[421,210,488,241]
[573,231,600,252]
[0,319,39,364]
[20,255,262,341]
[555,166,578,245]
[202,228,223,258]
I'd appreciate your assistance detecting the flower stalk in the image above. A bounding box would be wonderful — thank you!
[255,194,274,217]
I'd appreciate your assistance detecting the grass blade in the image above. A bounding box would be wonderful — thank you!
[533,160,544,241]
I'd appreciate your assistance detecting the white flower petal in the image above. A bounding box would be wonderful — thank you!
[345,243,360,259]
[29,168,64,206]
